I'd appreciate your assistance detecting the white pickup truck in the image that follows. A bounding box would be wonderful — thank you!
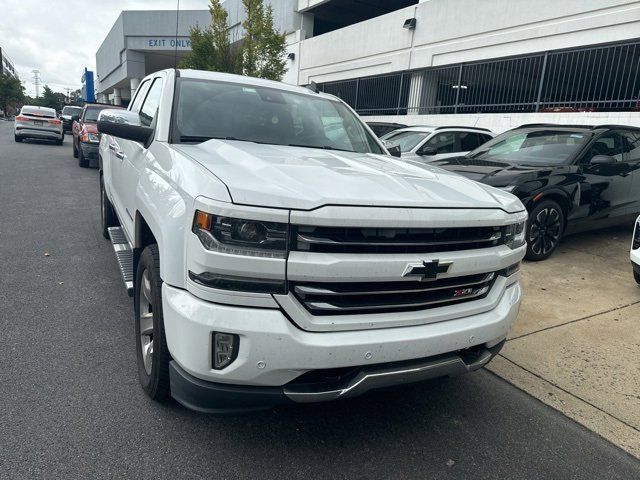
[97,69,527,412]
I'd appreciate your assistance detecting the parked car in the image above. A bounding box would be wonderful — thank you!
[73,103,124,167]
[97,69,527,412]
[381,126,494,162]
[60,105,83,132]
[366,121,407,138]
[14,105,64,145]
[433,124,640,261]
[631,216,640,284]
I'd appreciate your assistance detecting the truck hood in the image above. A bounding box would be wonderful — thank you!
[174,140,524,213]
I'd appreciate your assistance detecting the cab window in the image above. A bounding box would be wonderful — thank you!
[139,79,164,127]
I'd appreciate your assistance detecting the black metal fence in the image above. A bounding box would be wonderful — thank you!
[318,39,640,116]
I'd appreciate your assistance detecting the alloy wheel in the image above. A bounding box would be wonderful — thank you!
[529,207,562,256]
[138,269,154,375]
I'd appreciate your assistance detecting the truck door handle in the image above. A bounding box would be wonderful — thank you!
[115,151,125,160]
[108,144,117,151]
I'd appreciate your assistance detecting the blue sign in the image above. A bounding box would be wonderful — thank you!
[81,68,96,103]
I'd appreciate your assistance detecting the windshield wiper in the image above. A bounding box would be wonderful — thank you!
[287,143,356,153]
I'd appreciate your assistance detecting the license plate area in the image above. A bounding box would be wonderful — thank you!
[34,120,43,126]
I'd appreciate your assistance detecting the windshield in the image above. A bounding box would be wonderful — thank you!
[62,106,82,115]
[173,79,383,154]
[468,129,591,164]
[84,107,108,123]
[380,130,430,152]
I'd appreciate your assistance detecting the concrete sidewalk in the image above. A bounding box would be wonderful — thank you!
[488,225,640,458]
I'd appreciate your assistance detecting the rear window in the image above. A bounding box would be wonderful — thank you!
[84,107,111,122]
[21,107,55,118]
[62,106,82,115]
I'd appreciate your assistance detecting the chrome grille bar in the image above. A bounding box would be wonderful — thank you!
[291,271,498,315]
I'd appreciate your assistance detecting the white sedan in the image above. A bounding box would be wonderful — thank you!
[632,215,640,284]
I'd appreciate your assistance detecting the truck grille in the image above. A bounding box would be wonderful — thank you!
[294,225,504,254]
[291,271,498,315]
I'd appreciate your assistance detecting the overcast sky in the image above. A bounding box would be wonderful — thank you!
[0,0,210,96]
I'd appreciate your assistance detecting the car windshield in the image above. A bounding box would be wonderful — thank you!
[173,79,383,154]
[380,131,430,152]
[62,106,82,115]
[468,129,591,164]
[84,107,108,123]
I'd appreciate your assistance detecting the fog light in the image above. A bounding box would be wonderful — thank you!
[213,332,239,370]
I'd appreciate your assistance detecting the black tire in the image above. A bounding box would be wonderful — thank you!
[100,176,119,239]
[73,139,78,158]
[78,144,89,167]
[56,136,64,146]
[135,244,171,401]
[14,135,22,142]
[525,199,565,261]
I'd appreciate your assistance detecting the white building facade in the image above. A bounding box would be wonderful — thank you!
[95,0,640,131]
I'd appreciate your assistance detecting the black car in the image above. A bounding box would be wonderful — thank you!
[366,121,407,138]
[433,124,640,261]
[60,105,83,132]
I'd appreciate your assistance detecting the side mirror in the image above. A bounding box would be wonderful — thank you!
[97,109,154,146]
[418,146,437,156]
[387,145,402,157]
[590,155,616,165]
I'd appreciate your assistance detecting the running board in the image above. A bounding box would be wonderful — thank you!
[108,226,134,297]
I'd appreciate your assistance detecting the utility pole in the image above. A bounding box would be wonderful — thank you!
[64,88,72,103]
[32,70,41,98]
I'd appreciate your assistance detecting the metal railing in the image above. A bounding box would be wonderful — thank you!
[318,39,640,116]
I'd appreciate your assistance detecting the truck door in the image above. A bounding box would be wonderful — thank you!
[116,77,164,239]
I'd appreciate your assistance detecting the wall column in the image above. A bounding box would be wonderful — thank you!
[130,78,141,97]
[112,88,122,106]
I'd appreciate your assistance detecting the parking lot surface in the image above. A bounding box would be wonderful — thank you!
[1,121,639,479]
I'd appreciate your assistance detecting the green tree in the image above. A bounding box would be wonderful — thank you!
[181,0,238,73]
[240,0,287,80]
[182,0,287,81]
[0,74,25,116]
[39,85,65,112]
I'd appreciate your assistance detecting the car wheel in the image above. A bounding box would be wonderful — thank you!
[56,136,64,146]
[525,200,565,261]
[135,244,171,401]
[100,176,119,239]
[14,135,21,142]
[73,140,78,158]
[78,145,89,167]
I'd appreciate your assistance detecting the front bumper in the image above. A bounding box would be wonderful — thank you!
[169,339,506,413]
[80,142,99,160]
[163,278,521,408]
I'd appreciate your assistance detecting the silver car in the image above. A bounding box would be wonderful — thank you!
[381,126,494,162]
[14,105,64,145]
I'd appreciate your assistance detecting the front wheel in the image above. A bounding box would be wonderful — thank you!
[525,200,565,261]
[135,244,171,401]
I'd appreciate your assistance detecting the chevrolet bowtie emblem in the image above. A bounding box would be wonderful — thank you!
[402,260,452,281]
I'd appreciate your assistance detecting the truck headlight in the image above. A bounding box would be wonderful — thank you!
[504,221,526,249]
[192,210,288,258]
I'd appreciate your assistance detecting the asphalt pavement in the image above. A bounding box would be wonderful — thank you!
[0,120,638,479]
